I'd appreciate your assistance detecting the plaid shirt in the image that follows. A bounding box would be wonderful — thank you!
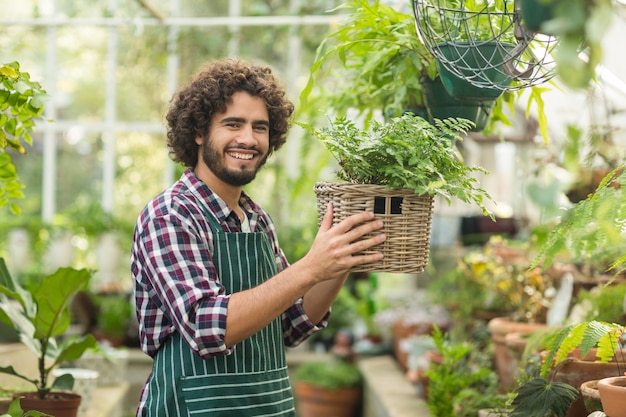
[131,169,326,358]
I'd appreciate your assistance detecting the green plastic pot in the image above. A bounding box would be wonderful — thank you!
[421,76,495,132]
[518,0,557,34]
[435,41,514,101]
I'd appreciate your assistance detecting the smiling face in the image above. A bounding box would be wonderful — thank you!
[196,91,270,188]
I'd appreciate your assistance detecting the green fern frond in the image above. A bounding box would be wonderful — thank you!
[531,165,626,274]
[542,320,624,377]
[597,326,625,363]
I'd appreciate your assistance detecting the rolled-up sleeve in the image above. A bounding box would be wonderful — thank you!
[281,298,330,347]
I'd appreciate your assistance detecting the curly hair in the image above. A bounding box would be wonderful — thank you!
[165,59,295,168]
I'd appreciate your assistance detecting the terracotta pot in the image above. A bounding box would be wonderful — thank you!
[546,349,626,417]
[488,317,547,391]
[12,391,81,417]
[392,321,436,372]
[0,397,11,414]
[294,382,361,417]
[598,376,626,417]
[580,379,603,414]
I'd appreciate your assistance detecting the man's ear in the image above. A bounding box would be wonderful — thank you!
[195,135,203,145]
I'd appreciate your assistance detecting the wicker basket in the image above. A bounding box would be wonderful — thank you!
[314,182,435,274]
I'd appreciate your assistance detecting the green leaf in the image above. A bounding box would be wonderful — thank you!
[0,365,39,387]
[511,378,579,417]
[50,373,75,391]
[33,267,92,339]
[0,258,35,316]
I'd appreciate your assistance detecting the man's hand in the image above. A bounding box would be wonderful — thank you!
[302,202,386,282]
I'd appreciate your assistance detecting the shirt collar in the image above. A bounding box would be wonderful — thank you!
[180,168,260,226]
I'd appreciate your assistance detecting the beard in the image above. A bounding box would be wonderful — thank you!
[201,136,269,186]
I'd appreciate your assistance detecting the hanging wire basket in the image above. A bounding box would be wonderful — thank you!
[412,0,558,93]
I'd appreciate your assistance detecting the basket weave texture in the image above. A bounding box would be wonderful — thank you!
[314,182,435,274]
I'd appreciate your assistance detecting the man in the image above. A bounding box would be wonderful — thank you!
[130,58,385,416]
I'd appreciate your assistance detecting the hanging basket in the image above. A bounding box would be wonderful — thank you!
[412,0,558,91]
[314,182,435,274]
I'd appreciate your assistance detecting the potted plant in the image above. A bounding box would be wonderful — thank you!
[424,326,505,417]
[438,234,566,390]
[413,0,523,98]
[299,0,437,123]
[372,290,449,372]
[298,113,493,273]
[292,356,362,417]
[517,0,615,89]
[90,292,133,347]
[0,257,97,417]
[506,165,626,417]
[299,0,551,136]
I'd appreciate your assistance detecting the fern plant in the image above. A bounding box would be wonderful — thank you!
[531,165,626,277]
[297,113,494,215]
[425,326,504,417]
[299,0,552,141]
[540,320,626,378]
[509,320,625,417]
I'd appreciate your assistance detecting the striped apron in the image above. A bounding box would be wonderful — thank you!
[142,210,296,417]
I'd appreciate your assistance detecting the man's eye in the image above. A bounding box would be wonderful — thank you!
[254,125,269,132]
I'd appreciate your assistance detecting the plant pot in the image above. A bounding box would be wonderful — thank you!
[0,397,11,415]
[421,76,495,131]
[314,182,435,274]
[52,368,99,417]
[12,391,82,417]
[518,0,558,34]
[435,42,515,101]
[488,317,547,391]
[546,349,626,417]
[598,376,626,417]
[392,321,438,372]
[580,379,603,414]
[294,382,361,417]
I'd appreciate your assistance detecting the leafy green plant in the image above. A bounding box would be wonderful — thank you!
[425,326,503,417]
[531,166,626,278]
[300,0,437,122]
[0,62,48,215]
[540,320,625,378]
[509,377,580,417]
[297,113,493,215]
[93,293,133,341]
[0,257,96,399]
[299,0,551,141]
[509,320,624,417]
[574,283,626,324]
[416,0,518,43]
[292,359,362,390]
[451,235,561,324]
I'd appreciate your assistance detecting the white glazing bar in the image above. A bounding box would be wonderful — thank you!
[228,0,242,57]
[41,0,58,223]
[101,0,119,213]
[163,0,181,188]
[0,15,345,27]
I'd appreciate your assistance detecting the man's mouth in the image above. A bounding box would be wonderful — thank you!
[227,151,254,160]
